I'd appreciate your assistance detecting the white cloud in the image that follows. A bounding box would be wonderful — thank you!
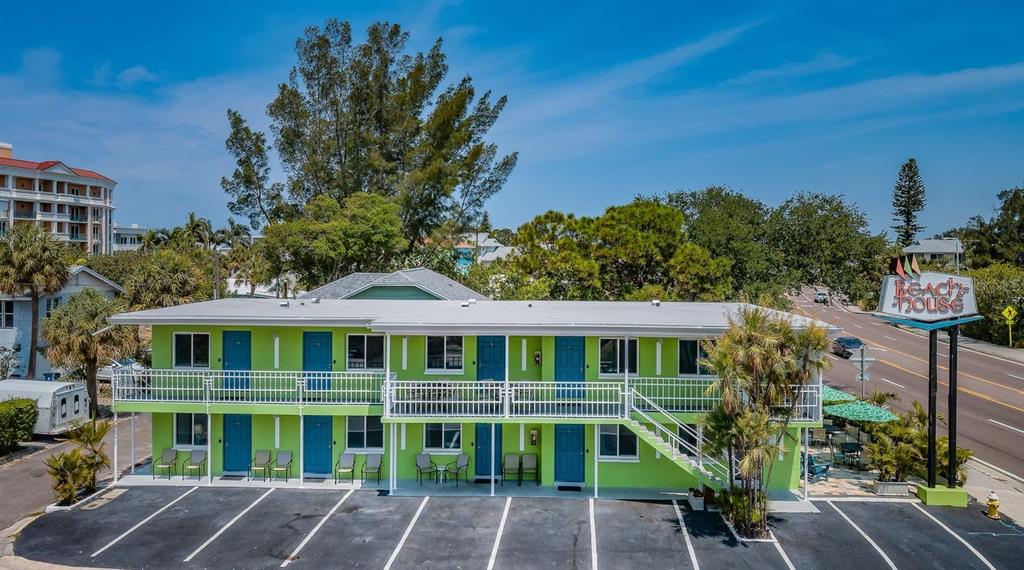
[722,53,857,87]
[117,65,158,87]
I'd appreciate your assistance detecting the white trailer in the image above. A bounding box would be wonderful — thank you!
[0,379,90,435]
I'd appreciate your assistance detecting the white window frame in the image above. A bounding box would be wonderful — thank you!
[346,334,385,371]
[0,300,13,329]
[598,424,639,462]
[173,412,209,450]
[45,296,61,317]
[425,336,464,373]
[173,332,210,369]
[345,416,385,452]
[677,338,713,377]
[598,337,638,378]
[423,422,462,453]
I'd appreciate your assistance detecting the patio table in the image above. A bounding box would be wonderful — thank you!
[436,462,450,484]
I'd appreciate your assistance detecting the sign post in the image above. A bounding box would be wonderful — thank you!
[1003,305,1017,347]
[857,345,876,399]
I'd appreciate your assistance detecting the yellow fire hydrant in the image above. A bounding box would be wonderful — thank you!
[986,491,1001,520]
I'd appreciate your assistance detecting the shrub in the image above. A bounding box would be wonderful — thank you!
[0,398,39,454]
[45,449,87,506]
[66,421,112,492]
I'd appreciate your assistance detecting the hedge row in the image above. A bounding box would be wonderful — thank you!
[0,398,39,454]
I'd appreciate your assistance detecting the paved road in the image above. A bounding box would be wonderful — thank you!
[0,413,151,531]
[793,289,1024,477]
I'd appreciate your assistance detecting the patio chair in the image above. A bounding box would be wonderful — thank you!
[415,454,438,485]
[501,454,520,486]
[249,450,271,481]
[521,453,539,486]
[362,453,383,484]
[450,454,470,487]
[153,448,178,479]
[335,453,356,484]
[182,450,207,480]
[271,451,293,482]
[810,428,828,446]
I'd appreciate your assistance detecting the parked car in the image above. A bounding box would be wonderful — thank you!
[96,358,145,383]
[814,291,829,304]
[831,336,864,359]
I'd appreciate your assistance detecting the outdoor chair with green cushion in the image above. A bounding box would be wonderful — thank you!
[271,451,293,482]
[521,453,539,485]
[501,454,520,486]
[449,454,470,487]
[153,448,178,479]
[335,453,356,483]
[249,450,271,481]
[415,454,438,485]
[362,453,383,483]
[182,450,207,480]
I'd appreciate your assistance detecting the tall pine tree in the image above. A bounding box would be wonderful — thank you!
[891,158,926,247]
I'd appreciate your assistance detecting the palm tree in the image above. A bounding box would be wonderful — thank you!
[184,212,214,250]
[0,224,73,378]
[42,289,135,417]
[66,420,112,491]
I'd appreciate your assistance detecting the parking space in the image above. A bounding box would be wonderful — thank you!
[13,487,1020,569]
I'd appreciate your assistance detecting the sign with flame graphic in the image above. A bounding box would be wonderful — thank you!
[877,255,978,322]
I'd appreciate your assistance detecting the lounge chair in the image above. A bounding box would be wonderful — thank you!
[153,448,178,479]
[521,453,539,485]
[362,453,383,483]
[450,454,470,487]
[501,454,520,486]
[335,453,356,483]
[415,453,437,485]
[249,450,271,481]
[182,450,207,480]
[271,451,293,482]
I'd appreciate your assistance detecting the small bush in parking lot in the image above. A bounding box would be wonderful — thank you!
[45,449,87,506]
[0,398,39,454]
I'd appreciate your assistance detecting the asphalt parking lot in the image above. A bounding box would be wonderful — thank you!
[14,487,1023,569]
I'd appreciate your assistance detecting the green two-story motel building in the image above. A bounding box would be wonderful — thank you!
[108,298,828,495]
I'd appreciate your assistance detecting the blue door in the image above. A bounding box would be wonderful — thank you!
[303,332,333,391]
[223,414,251,473]
[555,337,585,398]
[303,415,333,475]
[223,331,251,391]
[476,336,506,476]
[554,424,585,483]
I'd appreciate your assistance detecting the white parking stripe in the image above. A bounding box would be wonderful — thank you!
[853,324,863,329]
[911,503,995,570]
[486,497,512,570]
[589,498,598,570]
[881,378,906,389]
[827,501,897,570]
[184,488,275,562]
[91,487,198,558]
[772,536,796,570]
[281,489,354,567]
[672,500,699,570]
[987,419,1024,435]
[383,496,429,570]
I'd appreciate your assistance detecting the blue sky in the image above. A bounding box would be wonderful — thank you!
[1,1,1021,236]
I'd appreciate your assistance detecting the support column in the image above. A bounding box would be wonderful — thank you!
[130,412,136,474]
[390,423,397,493]
[112,411,119,484]
[947,326,959,487]
[927,329,938,489]
[593,425,599,498]
[206,411,212,484]
[802,428,809,500]
[298,381,305,488]
[490,423,496,497]
[624,336,630,415]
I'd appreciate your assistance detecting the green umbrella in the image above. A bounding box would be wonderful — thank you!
[822,385,856,404]
[823,400,898,423]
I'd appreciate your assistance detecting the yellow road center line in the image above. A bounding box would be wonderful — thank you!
[878,358,1024,414]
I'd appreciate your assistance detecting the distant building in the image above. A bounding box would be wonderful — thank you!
[479,245,517,266]
[454,232,507,270]
[301,267,486,301]
[0,142,116,255]
[904,239,963,265]
[1,266,122,379]
[113,223,149,252]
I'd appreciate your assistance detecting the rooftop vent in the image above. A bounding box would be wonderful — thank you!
[280,301,290,308]
[651,299,661,306]
[311,297,320,304]
[468,298,477,305]
[460,301,470,308]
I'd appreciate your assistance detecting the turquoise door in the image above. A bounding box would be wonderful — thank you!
[223,331,251,390]
[476,336,505,476]
[303,332,333,391]
[223,414,251,473]
[554,424,585,483]
[555,337,585,398]
[303,416,333,475]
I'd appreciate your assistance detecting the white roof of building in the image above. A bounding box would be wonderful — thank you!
[904,239,963,255]
[110,298,833,337]
[479,245,517,263]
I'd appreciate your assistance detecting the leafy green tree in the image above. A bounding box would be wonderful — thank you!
[226,19,517,246]
[43,289,136,417]
[891,158,927,247]
[463,262,551,300]
[951,187,1024,268]
[479,211,493,233]
[123,249,212,309]
[508,211,601,300]
[668,241,733,301]
[591,200,688,298]
[0,224,74,379]
[962,263,1024,346]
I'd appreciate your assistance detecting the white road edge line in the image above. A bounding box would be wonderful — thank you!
[672,500,699,570]
[853,324,863,329]
[826,501,897,570]
[880,378,906,389]
[91,486,198,558]
[883,335,898,341]
[1009,373,1024,381]
[910,503,996,570]
[987,418,1024,435]
[383,496,429,570]
[281,488,355,568]
[486,497,512,570]
[184,487,275,562]
[589,498,598,570]
[771,533,796,570]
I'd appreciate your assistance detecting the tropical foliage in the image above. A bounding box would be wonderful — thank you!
[45,449,87,506]
[865,400,973,486]
[66,420,113,492]
[0,398,38,454]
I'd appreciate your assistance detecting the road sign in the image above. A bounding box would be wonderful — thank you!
[857,346,877,397]
[1003,305,1017,323]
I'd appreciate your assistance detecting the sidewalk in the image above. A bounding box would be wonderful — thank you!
[965,458,1024,523]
